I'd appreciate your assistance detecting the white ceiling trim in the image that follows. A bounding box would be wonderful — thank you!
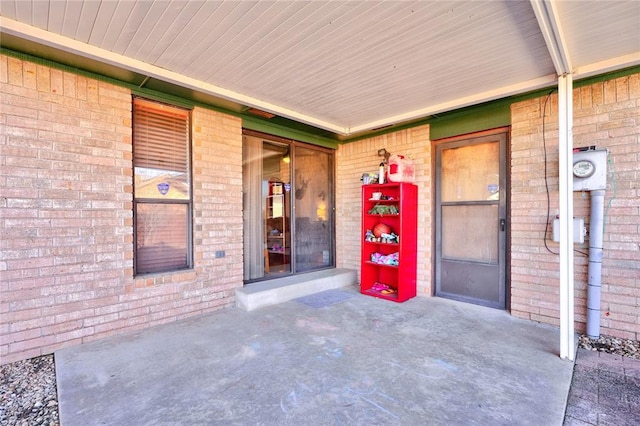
[347,74,559,135]
[1,18,346,134]
[530,0,572,76]
[574,51,640,80]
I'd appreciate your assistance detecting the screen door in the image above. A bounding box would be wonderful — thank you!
[435,132,507,309]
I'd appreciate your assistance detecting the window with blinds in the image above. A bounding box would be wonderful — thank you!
[133,97,192,274]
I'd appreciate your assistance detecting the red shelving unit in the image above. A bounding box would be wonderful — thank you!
[361,182,417,302]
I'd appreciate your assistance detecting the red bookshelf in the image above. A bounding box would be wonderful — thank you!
[361,183,418,302]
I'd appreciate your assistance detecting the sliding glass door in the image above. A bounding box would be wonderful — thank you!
[242,132,334,282]
[293,146,333,273]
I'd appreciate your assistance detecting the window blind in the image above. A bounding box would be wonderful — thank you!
[133,98,189,174]
[135,203,189,274]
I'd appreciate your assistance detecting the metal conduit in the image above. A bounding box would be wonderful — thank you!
[586,189,606,339]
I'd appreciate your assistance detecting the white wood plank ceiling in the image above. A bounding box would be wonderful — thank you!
[1,0,639,137]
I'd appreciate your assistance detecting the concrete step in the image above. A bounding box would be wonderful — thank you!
[235,268,357,311]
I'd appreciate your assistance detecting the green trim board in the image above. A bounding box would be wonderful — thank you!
[428,102,511,141]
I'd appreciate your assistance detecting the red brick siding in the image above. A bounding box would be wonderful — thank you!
[1,56,243,364]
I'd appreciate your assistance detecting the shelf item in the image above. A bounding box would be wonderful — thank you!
[361,183,417,302]
[267,193,284,218]
[266,188,289,269]
[367,203,399,215]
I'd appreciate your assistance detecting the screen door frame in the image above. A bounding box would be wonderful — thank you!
[434,128,509,309]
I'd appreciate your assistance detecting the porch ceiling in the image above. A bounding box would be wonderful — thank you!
[1,0,639,139]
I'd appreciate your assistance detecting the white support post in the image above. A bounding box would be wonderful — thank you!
[558,73,575,361]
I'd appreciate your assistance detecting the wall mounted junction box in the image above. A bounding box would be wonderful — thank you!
[552,217,586,244]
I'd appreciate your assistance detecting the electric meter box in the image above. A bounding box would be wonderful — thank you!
[572,149,607,191]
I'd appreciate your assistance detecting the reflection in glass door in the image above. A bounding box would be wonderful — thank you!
[263,145,291,276]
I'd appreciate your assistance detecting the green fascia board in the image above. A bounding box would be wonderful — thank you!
[428,102,511,141]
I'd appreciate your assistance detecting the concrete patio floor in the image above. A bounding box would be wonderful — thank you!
[55,287,574,425]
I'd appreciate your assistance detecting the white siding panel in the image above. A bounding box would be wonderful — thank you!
[61,0,83,39]
[167,1,248,74]
[122,0,173,58]
[196,0,281,81]
[31,0,49,29]
[13,0,30,23]
[1,0,17,20]
[187,1,296,78]
[97,0,135,52]
[46,0,65,34]
[558,0,640,67]
[112,1,154,54]
[223,0,551,128]
[153,1,224,67]
[75,0,102,43]
[87,0,119,47]
[136,1,204,63]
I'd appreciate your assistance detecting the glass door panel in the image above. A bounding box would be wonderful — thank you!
[293,146,333,273]
[243,132,335,283]
[441,142,500,202]
[442,205,498,262]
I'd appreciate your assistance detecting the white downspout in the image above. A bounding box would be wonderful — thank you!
[558,74,575,361]
[586,189,605,338]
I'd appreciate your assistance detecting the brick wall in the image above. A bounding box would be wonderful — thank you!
[0,56,243,364]
[336,126,433,296]
[2,53,637,364]
[510,73,640,340]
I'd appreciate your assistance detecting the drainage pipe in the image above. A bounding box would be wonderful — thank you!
[586,189,606,339]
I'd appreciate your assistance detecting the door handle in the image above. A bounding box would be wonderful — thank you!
[500,219,506,231]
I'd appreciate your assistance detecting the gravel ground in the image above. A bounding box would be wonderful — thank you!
[1,334,638,425]
[1,355,59,426]
[578,334,640,359]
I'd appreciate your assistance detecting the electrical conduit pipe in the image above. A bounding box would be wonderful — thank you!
[586,189,605,339]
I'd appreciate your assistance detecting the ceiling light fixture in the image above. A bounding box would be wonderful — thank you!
[245,107,276,119]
